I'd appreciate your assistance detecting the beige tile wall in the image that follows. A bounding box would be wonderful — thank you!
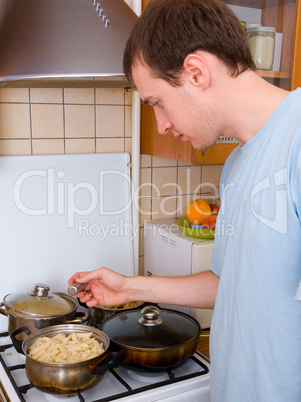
[0,87,223,275]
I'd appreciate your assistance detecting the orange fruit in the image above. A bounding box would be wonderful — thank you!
[186,199,211,225]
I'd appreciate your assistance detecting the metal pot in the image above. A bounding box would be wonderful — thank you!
[102,305,201,369]
[18,324,121,395]
[88,300,146,328]
[0,283,88,340]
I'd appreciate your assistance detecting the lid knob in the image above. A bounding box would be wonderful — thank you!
[32,283,51,298]
[138,305,163,327]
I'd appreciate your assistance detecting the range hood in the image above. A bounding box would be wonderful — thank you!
[0,0,138,87]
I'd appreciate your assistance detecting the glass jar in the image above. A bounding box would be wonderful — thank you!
[247,26,276,70]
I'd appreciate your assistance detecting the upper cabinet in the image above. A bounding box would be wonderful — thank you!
[140,0,301,164]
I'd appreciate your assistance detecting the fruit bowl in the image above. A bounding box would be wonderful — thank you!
[177,217,215,239]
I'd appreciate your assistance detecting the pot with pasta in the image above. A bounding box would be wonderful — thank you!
[18,324,121,395]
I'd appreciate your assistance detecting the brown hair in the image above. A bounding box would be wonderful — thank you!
[123,0,256,87]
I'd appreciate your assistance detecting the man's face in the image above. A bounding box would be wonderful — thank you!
[132,61,222,150]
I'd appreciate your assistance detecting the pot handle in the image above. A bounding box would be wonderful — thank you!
[10,326,32,354]
[90,350,123,376]
[66,311,89,325]
[0,302,8,317]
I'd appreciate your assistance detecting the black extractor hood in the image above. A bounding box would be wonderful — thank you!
[0,0,138,87]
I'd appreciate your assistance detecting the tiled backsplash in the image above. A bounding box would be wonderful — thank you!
[0,87,223,274]
[0,87,132,155]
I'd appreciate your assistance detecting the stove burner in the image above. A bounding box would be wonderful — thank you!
[125,367,169,383]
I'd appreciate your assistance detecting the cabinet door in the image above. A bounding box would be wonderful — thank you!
[140,0,300,164]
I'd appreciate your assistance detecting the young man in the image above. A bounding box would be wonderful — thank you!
[69,0,301,400]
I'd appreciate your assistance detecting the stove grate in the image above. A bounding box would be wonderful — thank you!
[93,358,209,402]
[0,331,209,402]
[0,354,28,402]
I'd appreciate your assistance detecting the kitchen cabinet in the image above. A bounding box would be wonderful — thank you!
[140,0,301,164]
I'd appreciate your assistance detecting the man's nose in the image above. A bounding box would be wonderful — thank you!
[155,109,173,135]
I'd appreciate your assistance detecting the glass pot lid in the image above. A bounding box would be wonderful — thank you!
[102,305,200,349]
[4,283,74,316]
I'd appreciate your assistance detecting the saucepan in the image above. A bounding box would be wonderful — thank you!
[68,282,146,327]
[88,300,146,327]
[102,305,201,369]
[12,324,121,395]
[0,283,88,340]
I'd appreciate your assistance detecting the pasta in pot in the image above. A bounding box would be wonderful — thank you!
[28,332,105,363]
[97,301,140,309]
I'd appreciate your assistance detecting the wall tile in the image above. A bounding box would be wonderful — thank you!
[125,138,132,154]
[65,105,95,138]
[65,139,95,154]
[125,105,132,137]
[201,165,223,199]
[0,88,29,103]
[0,104,30,138]
[139,198,152,226]
[151,196,178,220]
[140,154,151,168]
[0,139,31,155]
[96,88,124,105]
[64,88,94,104]
[152,167,177,196]
[139,168,152,197]
[96,105,124,137]
[31,104,64,139]
[178,166,202,196]
[153,156,178,167]
[30,88,63,104]
[96,138,124,153]
[32,139,64,155]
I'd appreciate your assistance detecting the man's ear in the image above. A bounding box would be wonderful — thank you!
[183,54,210,89]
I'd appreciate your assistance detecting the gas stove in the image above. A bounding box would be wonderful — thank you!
[0,314,210,402]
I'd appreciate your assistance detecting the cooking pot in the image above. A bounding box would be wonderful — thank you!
[102,305,201,369]
[0,283,88,340]
[88,300,146,327]
[15,324,121,395]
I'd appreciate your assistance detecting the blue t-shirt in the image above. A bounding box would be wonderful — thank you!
[210,88,301,402]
